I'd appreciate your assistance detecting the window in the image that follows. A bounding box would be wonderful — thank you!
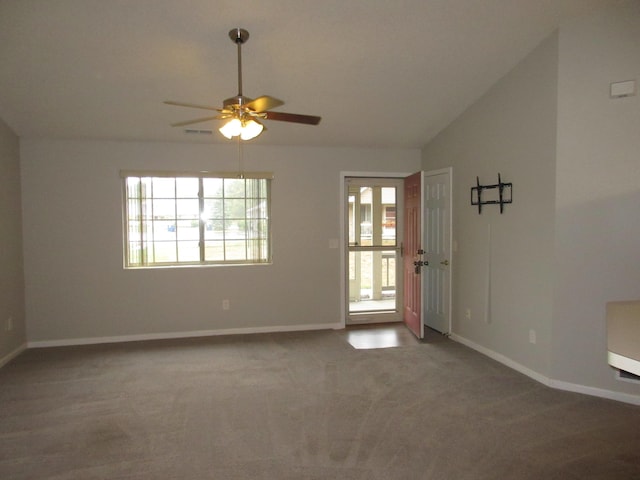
[122,171,272,267]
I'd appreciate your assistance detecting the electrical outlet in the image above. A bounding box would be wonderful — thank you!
[465,308,471,320]
[6,317,13,332]
[529,329,537,344]
[222,299,230,310]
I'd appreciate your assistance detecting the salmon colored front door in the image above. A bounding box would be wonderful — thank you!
[403,172,423,338]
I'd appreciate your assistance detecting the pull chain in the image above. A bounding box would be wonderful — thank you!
[237,135,245,179]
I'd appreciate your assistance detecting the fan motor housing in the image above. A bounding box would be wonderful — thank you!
[223,95,252,109]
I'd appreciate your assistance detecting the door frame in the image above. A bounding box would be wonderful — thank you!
[339,171,413,329]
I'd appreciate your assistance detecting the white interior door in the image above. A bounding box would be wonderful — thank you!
[423,168,452,334]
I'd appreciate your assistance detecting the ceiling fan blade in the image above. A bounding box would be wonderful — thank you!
[170,115,224,127]
[264,111,321,125]
[245,95,284,113]
[164,100,221,112]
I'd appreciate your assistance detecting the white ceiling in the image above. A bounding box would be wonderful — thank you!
[0,0,616,149]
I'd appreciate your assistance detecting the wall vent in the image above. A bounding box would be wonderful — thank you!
[616,368,640,384]
[184,129,213,135]
[610,80,636,98]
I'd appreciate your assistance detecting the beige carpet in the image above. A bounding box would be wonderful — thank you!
[1,327,639,479]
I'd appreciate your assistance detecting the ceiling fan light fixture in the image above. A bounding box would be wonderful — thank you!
[240,119,263,140]
[219,117,263,140]
[219,118,242,139]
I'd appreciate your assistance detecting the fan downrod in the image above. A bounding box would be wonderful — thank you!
[229,28,249,44]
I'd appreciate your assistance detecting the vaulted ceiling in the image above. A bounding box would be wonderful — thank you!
[0,0,616,148]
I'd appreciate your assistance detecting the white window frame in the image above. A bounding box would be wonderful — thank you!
[121,170,273,268]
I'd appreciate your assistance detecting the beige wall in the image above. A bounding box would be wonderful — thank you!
[421,2,640,398]
[552,1,640,392]
[20,139,420,342]
[421,33,559,376]
[0,117,26,362]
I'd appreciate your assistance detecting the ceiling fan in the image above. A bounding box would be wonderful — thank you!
[164,28,321,140]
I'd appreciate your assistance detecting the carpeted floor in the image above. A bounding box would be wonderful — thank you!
[1,326,639,479]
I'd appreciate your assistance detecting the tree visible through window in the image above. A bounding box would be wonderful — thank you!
[122,172,271,267]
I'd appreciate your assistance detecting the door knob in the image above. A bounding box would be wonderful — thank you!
[440,259,449,266]
[413,260,428,274]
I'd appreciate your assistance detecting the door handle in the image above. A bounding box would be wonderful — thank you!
[440,259,449,266]
[413,260,428,274]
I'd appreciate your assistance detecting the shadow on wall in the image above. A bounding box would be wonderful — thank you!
[553,188,640,385]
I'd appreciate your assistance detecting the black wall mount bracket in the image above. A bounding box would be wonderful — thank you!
[470,174,512,214]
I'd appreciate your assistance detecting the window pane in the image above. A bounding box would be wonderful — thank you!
[348,195,356,245]
[246,197,267,219]
[176,177,198,198]
[224,220,244,240]
[204,220,224,240]
[153,199,176,220]
[203,178,223,198]
[140,199,151,221]
[224,178,245,198]
[247,238,268,262]
[177,241,200,262]
[177,199,199,220]
[152,178,175,198]
[177,219,199,240]
[245,178,266,198]
[247,219,268,239]
[225,240,247,260]
[126,177,141,197]
[141,220,153,238]
[348,250,397,313]
[348,252,356,280]
[153,220,177,241]
[128,220,141,237]
[381,187,396,203]
[127,199,141,220]
[382,187,397,246]
[204,240,225,261]
[203,198,223,220]
[153,241,177,263]
[128,241,143,266]
[225,199,246,220]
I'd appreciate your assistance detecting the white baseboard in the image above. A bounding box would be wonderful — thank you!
[449,333,551,385]
[0,343,27,368]
[547,378,640,406]
[27,322,343,348]
[450,333,640,406]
